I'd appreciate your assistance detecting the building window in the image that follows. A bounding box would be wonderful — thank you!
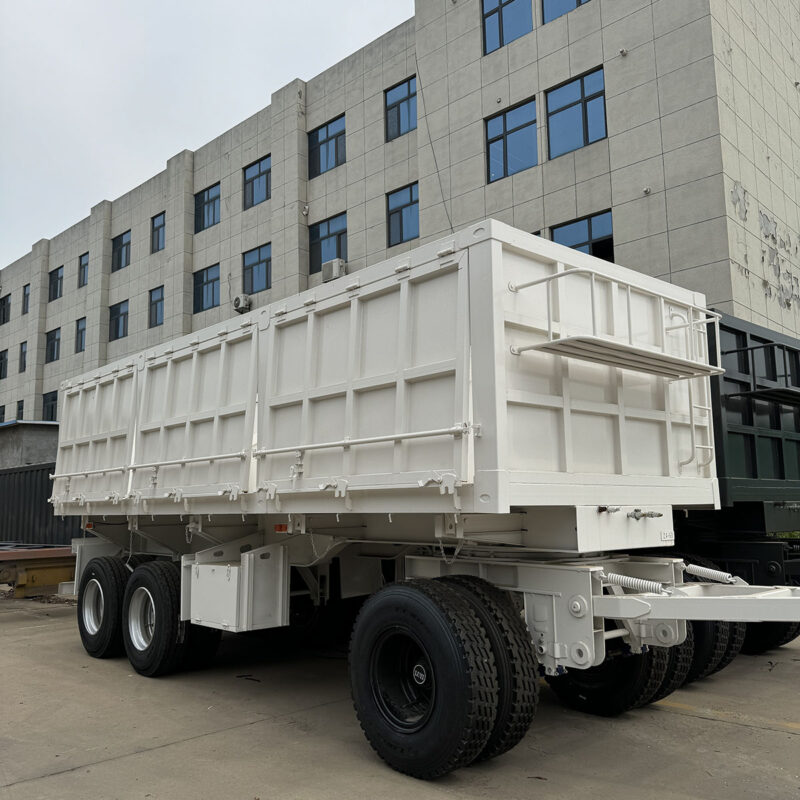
[244,156,271,209]
[151,212,166,253]
[193,265,220,313]
[0,294,9,324]
[543,0,591,25]
[21,284,30,315]
[43,391,58,422]
[385,77,417,141]
[309,213,347,274]
[0,406,4,423]
[483,0,533,54]
[387,183,420,247]
[111,231,131,272]
[78,252,89,287]
[109,300,129,342]
[243,244,271,294]
[19,341,27,373]
[16,400,23,420]
[48,266,64,301]
[195,184,221,233]
[149,286,164,328]
[487,98,538,182]
[547,68,606,159]
[552,210,614,261]
[0,349,6,379]
[309,115,346,179]
[75,318,86,352]
[45,328,61,363]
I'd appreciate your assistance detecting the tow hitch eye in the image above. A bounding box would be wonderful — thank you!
[628,509,664,520]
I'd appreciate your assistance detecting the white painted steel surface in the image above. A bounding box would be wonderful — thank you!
[52,221,720,518]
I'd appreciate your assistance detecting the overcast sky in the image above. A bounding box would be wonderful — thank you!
[0,0,414,269]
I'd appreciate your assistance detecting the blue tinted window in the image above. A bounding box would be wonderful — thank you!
[551,210,614,262]
[486,98,538,182]
[195,184,220,233]
[45,328,60,362]
[387,183,419,246]
[42,391,58,422]
[243,244,271,294]
[78,252,89,287]
[244,156,271,209]
[109,301,129,342]
[386,77,417,141]
[151,212,165,253]
[149,286,164,328]
[309,116,346,177]
[193,265,220,313]
[309,213,347,273]
[75,318,86,352]
[483,0,532,54]
[546,68,606,158]
[543,0,591,25]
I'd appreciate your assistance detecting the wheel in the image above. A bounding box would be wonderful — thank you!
[678,554,731,683]
[545,644,669,716]
[183,623,222,669]
[77,555,128,658]
[741,620,800,654]
[349,579,498,779]
[122,560,186,677]
[439,575,538,761]
[687,556,746,676]
[648,623,695,704]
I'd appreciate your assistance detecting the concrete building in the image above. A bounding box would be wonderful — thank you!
[1,0,798,423]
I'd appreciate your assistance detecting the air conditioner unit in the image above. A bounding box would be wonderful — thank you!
[233,294,252,314]
[322,258,347,283]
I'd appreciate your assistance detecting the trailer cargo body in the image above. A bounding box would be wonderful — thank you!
[52,221,800,778]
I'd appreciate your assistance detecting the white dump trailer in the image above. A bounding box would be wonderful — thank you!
[52,221,800,778]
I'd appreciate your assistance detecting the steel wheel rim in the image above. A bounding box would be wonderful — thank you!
[83,578,104,635]
[369,628,435,733]
[128,586,156,651]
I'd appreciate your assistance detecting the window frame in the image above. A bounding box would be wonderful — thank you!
[308,115,346,179]
[194,183,221,233]
[309,213,348,275]
[16,399,23,420]
[48,266,64,301]
[0,293,10,324]
[483,0,534,55]
[242,244,272,295]
[78,252,89,287]
[21,285,30,315]
[542,0,591,25]
[111,230,131,272]
[386,183,420,247]
[19,341,27,373]
[243,156,272,210]
[42,391,58,422]
[45,328,61,363]
[193,265,221,313]
[486,97,538,183]
[109,300,129,342]
[0,406,4,423]
[385,77,417,142]
[546,67,607,159]
[148,286,164,328]
[151,212,166,253]
[75,317,87,353]
[0,349,7,380]
[551,209,614,261]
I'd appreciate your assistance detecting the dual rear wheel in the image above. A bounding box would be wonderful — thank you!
[77,556,221,675]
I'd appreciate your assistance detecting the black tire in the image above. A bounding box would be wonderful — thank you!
[679,554,731,684]
[439,575,538,761]
[349,579,498,779]
[77,555,129,658]
[649,623,695,704]
[688,556,745,676]
[183,623,222,669]
[546,645,670,716]
[122,560,186,677]
[741,620,800,654]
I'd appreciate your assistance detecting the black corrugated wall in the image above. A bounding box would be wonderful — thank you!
[0,463,80,545]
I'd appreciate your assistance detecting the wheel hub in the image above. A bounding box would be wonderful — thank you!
[82,578,104,635]
[128,586,156,651]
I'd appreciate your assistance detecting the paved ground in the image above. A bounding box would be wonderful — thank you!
[1,595,798,800]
